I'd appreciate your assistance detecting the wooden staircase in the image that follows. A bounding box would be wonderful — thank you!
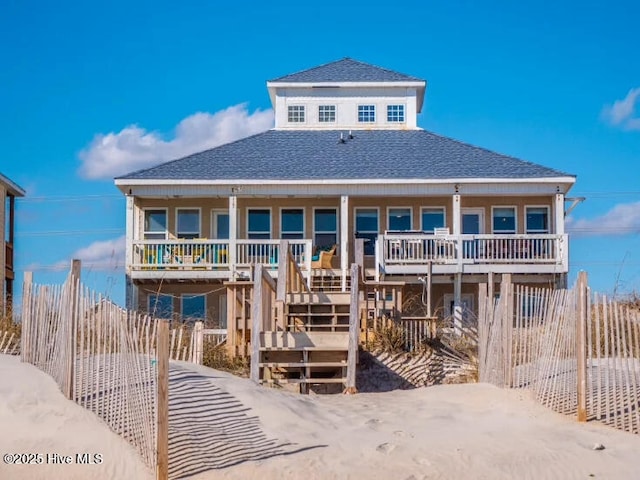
[258,331,349,393]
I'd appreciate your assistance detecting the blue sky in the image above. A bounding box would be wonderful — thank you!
[2,0,639,307]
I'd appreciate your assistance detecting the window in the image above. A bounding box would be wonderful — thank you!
[388,207,412,231]
[281,208,304,239]
[247,209,271,239]
[144,209,167,240]
[313,208,337,249]
[182,294,206,322]
[358,105,375,123]
[526,207,549,234]
[318,105,336,123]
[421,207,445,232]
[493,207,516,233]
[148,293,173,319]
[287,105,305,123]
[355,208,379,255]
[177,209,200,239]
[211,210,229,239]
[387,105,405,122]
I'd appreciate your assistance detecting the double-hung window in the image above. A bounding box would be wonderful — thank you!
[181,294,206,323]
[421,207,445,232]
[313,208,337,249]
[388,207,412,231]
[247,209,271,239]
[492,207,516,234]
[525,207,549,234]
[355,208,379,255]
[176,209,200,239]
[318,105,336,123]
[148,293,173,319]
[387,105,405,122]
[288,105,305,123]
[144,209,167,240]
[358,105,375,123]
[281,208,304,239]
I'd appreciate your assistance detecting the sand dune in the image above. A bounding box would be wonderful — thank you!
[2,354,640,480]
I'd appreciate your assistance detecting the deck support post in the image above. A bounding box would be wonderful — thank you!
[453,272,462,335]
[125,195,135,310]
[340,195,349,292]
[229,195,238,278]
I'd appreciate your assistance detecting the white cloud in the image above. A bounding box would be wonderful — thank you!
[601,87,640,131]
[78,104,274,179]
[567,201,640,236]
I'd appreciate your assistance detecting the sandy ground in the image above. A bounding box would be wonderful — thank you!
[2,354,640,480]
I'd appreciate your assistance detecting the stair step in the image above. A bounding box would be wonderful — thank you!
[260,361,347,368]
[259,346,347,351]
[260,377,347,385]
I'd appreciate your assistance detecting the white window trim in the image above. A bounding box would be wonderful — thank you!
[143,207,168,240]
[279,207,305,239]
[354,207,380,255]
[357,104,376,123]
[181,293,207,321]
[312,206,339,246]
[420,206,447,232]
[287,105,306,123]
[246,207,272,239]
[525,205,550,234]
[491,205,518,234]
[211,209,229,239]
[461,207,485,234]
[387,206,413,231]
[175,207,201,239]
[386,104,406,123]
[318,105,336,123]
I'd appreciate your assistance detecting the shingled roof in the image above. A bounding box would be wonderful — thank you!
[269,58,424,83]
[117,129,573,182]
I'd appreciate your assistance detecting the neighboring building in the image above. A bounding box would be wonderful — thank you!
[0,173,25,313]
[115,58,576,333]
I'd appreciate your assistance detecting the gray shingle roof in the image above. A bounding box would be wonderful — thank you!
[269,58,424,83]
[117,129,573,182]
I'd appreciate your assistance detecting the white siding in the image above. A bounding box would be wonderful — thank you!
[274,86,418,130]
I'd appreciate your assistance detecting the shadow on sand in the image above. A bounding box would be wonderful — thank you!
[168,364,325,479]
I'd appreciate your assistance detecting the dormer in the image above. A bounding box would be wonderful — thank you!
[267,58,426,130]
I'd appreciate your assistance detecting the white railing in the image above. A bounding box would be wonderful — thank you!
[380,233,565,269]
[132,239,312,272]
[132,239,230,269]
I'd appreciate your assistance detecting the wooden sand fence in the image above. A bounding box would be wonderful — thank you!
[19,261,214,479]
[0,329,20,355]
[479,272,640,434]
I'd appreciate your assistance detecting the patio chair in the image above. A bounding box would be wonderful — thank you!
[311,244,336,269]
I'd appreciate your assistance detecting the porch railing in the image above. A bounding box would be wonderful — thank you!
[379,233,566,269]
[131,239,312,272]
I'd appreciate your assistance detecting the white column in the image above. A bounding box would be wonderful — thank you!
[554,193,564,235]
[229,195,238,277]
[453,272,462,335]
[340,195,349,292]
[125,195,135,310]
[452,194,462,270]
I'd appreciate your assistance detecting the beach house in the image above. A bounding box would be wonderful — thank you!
[1,173,25,313]
[115,58,576,352]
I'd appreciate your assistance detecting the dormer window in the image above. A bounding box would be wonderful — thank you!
[387,105,405,122]
[287,105,305,123]
[318,105,336,123]
[358,105,376,123]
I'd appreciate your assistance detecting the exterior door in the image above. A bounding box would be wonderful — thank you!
[211,211,230,239]
[461,208,484,259]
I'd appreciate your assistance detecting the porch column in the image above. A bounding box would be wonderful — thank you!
[125,195,134,310]
[452,194,462,271]
[340,195,349,292]
[554,193,564,235]
[229,195,238,277]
